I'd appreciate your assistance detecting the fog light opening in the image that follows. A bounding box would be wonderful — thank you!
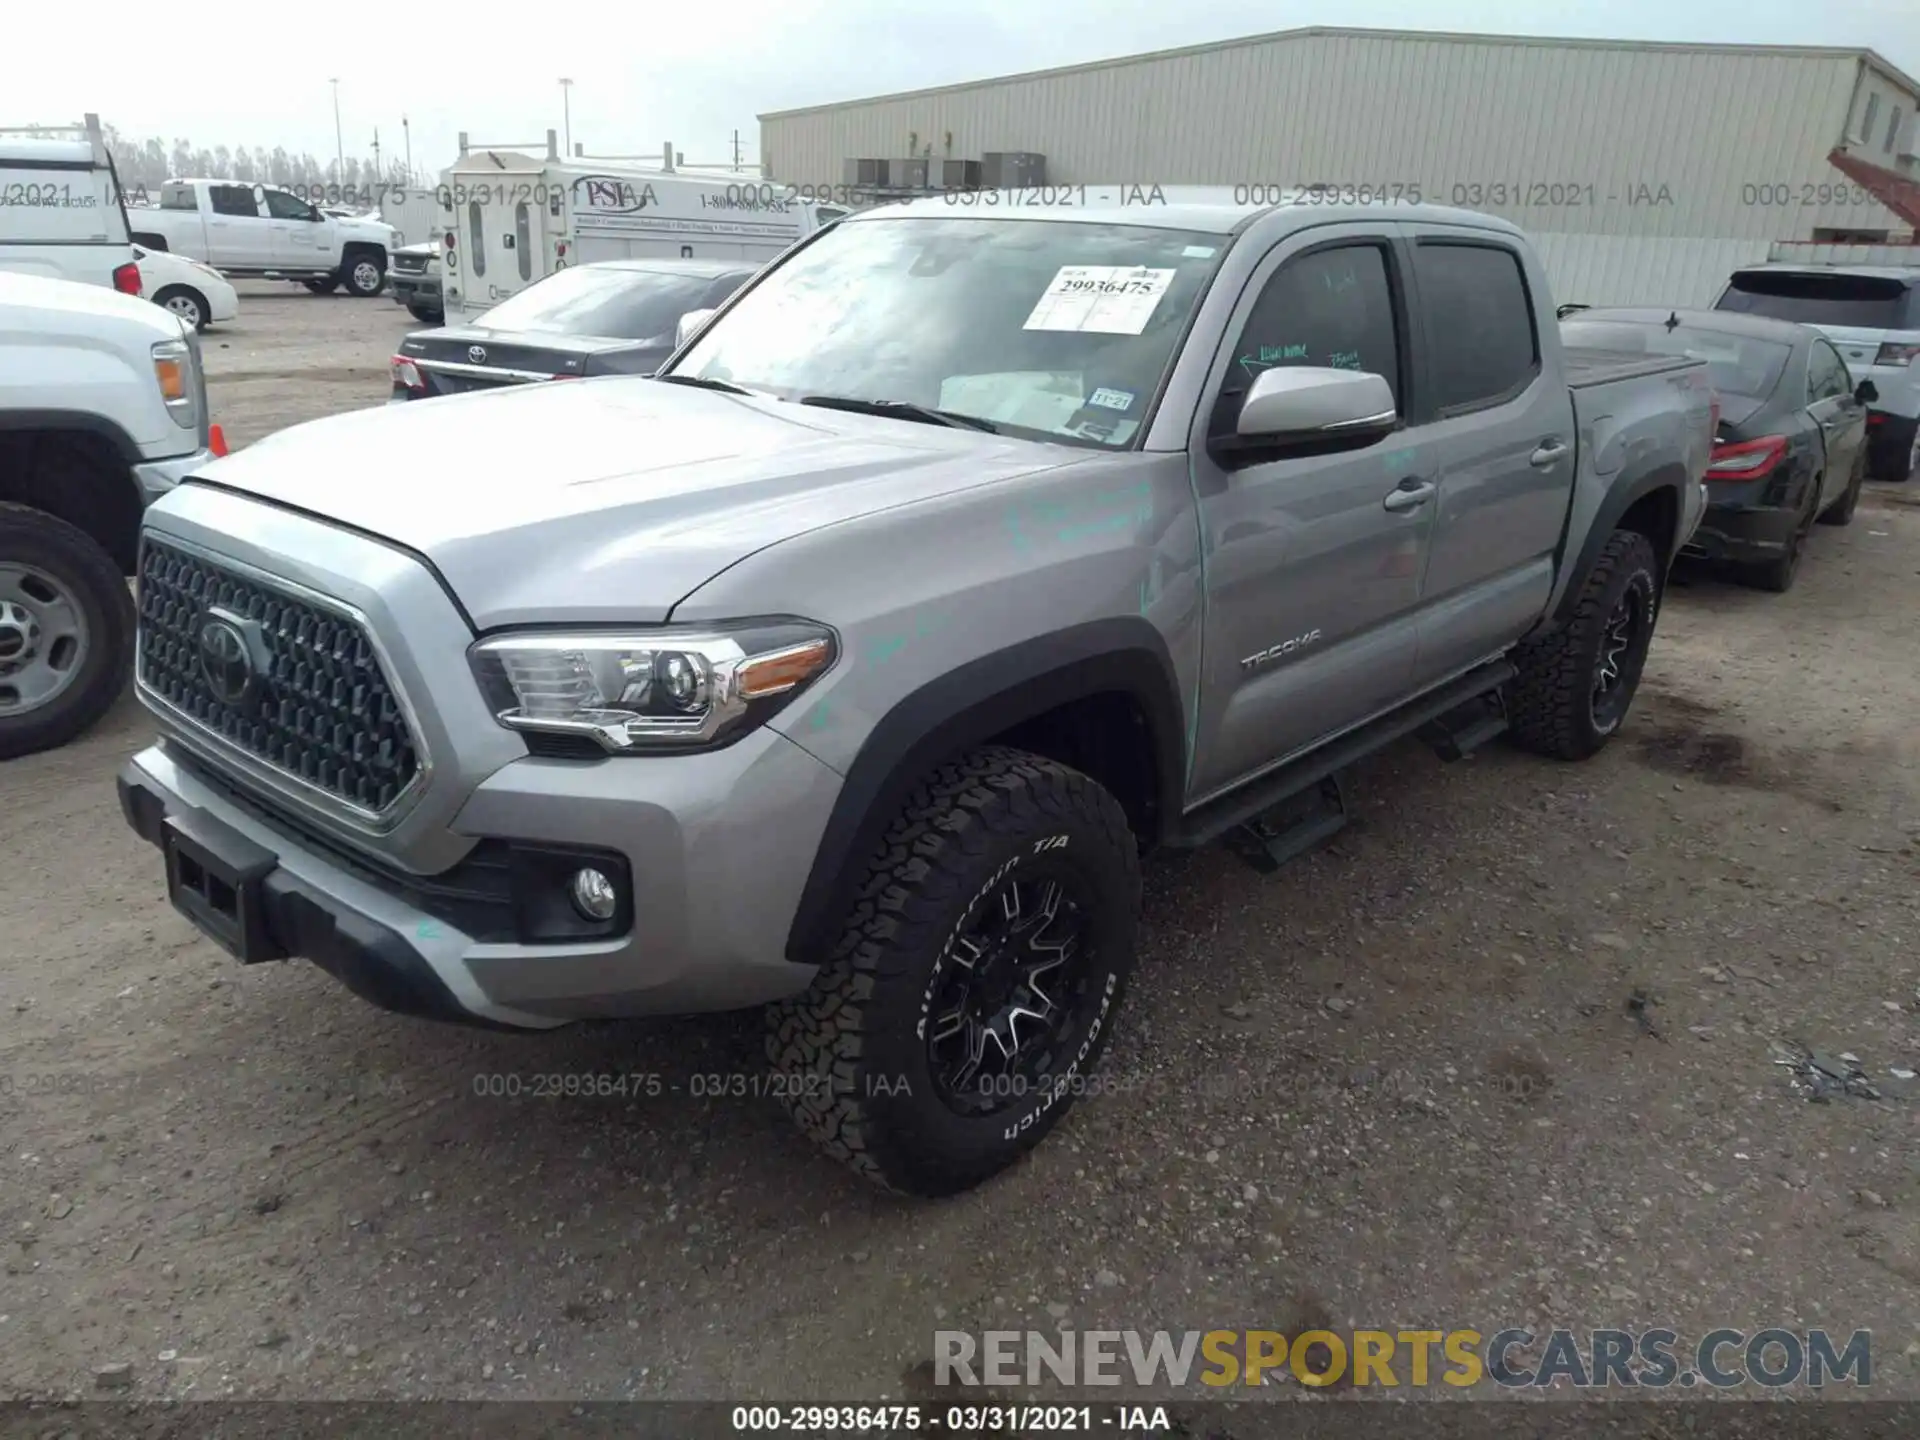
[567,867,618,922]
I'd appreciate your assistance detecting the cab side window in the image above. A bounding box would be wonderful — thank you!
[1808,341,1851,402]
[209,185,260,217]
[1212,243,1403,438]
[1412,241,1541,415]
[263,189,319,222]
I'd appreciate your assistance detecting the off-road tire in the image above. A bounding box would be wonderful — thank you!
[766,746,1141,1197]
[0,504,135,761]
[406,303,441,323]
[1818,452,1865,527]
[1506,528,1660,762]
[303,278,339,295]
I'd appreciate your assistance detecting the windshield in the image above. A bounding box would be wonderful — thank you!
[667,216,1229,448]
[1714,271,1919,330]
[1560,318,1794,400]
[476,265,717,340]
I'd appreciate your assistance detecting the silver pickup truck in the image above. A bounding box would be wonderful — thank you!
[117,199,1710,1196]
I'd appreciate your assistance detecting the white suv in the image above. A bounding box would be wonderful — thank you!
[1715,264,1920,483]
[0,271,223,758]
[0,113,142,297]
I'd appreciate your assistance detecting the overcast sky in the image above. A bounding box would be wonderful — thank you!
[11,0,1919,183]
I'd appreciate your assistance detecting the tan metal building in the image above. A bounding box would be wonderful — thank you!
[759,26,1920,305]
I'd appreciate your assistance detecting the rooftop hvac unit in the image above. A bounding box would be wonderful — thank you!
[940,159,982,190]
[844,158,889,188]
[981,152,1046,188]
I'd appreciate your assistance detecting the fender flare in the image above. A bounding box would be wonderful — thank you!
[783,617,1186,965]
[1547,463,1687,630]
[0,410,144,467]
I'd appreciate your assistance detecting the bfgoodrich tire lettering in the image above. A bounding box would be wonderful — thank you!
[765,746,1141,1196]
[1507,528,1659,762]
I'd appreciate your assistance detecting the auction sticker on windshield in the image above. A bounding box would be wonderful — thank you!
[1024,266,1175,335]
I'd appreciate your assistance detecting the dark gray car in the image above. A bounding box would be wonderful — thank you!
[390,258,756,401]
[1562,308,1873,591]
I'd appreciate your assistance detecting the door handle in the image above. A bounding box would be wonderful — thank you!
[1382,478,1436,513]
[1529,440,1570,468]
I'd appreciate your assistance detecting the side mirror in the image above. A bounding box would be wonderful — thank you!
[1231,366,1398,450]
[675,307,717,349]
[1855,378,1878,404]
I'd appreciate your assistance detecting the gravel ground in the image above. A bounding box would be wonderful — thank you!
[2,286,1918,1409]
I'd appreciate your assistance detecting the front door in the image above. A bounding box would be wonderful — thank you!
[263,188,329,271]
[1806,336,1868,505]
[1400,229,1579,685]
[1185,225,1434,803]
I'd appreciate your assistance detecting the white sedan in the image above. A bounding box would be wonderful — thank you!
[132,243,238,332]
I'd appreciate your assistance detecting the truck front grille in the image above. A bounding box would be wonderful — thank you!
[136,539,422,814]
[393,253,430,275]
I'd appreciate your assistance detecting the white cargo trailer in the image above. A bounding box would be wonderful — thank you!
[435,132,846,320]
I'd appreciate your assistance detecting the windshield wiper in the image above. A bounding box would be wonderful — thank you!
[796,394,999,434]
[653,372,755,396]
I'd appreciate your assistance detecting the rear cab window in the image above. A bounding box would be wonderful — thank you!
[0,138,131,244]
[1715,270,1920,331]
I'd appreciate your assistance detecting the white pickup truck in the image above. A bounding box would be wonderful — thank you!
[128,180,397,297]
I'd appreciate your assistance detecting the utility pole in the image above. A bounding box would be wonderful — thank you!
[329,78,344,181]
[372,128,381,182]
[402,115,413,185]
[558,78,573,158]
[732,129,741,171]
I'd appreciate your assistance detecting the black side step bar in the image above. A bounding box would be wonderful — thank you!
[1168,659,1517,853]
[1417,688,1511,762]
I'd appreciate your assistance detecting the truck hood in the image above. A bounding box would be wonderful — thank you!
[336,217,398,247]
[190,377,1084,629]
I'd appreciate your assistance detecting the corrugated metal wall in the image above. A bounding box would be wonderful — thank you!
[762,31,1913,276]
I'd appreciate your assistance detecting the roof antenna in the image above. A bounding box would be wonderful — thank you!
[1664,310,1681,332]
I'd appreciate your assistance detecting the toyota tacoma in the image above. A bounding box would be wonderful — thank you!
[118,198,1712,1195]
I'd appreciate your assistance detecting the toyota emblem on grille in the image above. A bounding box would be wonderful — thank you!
[468,344,488,364]
[196,610,258,707]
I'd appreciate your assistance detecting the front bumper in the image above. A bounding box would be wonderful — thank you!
[132,445,219,503]
[116,726,839,1029]
[391,274,442,307]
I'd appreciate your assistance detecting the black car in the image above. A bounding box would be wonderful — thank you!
[1560,307,1875,592]
[389,258,756,401]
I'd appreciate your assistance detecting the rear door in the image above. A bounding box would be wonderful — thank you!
[1806,337,1868,497]
[204,183,269,268]
[1401,227,1578,687]
[459,187,535,308]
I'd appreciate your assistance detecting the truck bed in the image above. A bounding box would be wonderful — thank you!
[1561,345,1705,389]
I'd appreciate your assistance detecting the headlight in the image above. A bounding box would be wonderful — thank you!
[469,620,837,753]
[150,339,198,430]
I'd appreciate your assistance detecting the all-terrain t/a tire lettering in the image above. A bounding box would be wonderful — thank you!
[765,746,1141,1196]
[1507,528,1660,762]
